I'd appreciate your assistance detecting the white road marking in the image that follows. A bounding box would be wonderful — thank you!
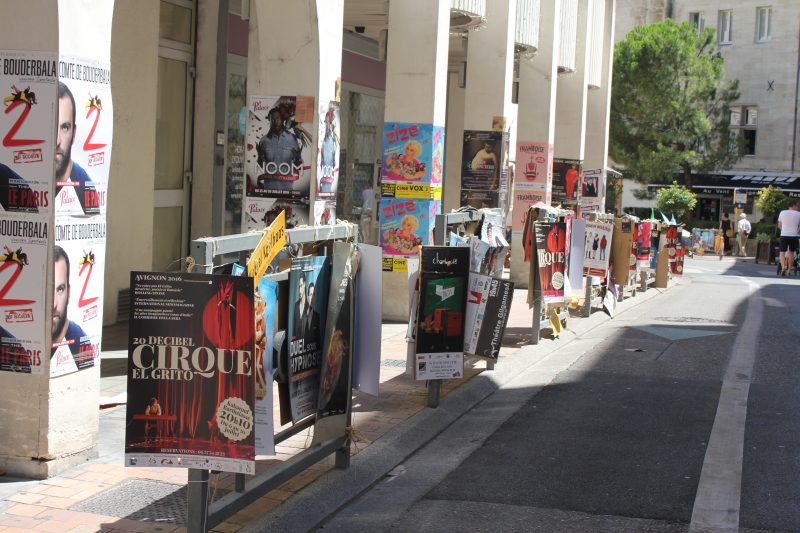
[689,278,761,532]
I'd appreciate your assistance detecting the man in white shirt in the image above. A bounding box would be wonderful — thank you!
[777,199,800,276]
[736,213,751,257]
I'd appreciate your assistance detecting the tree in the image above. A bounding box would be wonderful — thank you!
[610,20,743,188]
[656,181,697,220]
[755,186,790,221]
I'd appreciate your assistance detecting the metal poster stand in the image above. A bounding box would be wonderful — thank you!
[185,223,358,532]
[526,207,569,345]
[425,209,499,408]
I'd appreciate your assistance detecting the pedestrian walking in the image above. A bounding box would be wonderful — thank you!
[737,213,751,257]
[777,199,800,276]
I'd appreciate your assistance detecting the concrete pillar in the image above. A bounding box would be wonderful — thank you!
[0,0,58,480]
[585,0,617,211]
[247,0,344,221]
[444,68,466,213]
[554,0,591,160]
[192,0,228,238]
[510,0,562,288]
[553,0,593,205]
[459,0,517,211]
[381,0,450,321]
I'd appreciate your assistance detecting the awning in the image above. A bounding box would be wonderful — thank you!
[649,172,800,196]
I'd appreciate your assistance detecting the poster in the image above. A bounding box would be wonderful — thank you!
[552,158,582,206]
[50,217,106,377]
[464,273,513,360]
[534,222,568,303]
[287,255,330,422]
[55,0,114,379]
[125,272,256,475]
[568,219,585,291]
[380,198,436,257]
[381,122,435,183]
[516,141,553,191]
[316,101,340,199]
[583,221,613,277]
[0,51,56,374]
[313,242,357,445]
[254,278,277,456]
[461,189,499,209]
[353,244,381,396]
[313,200,336,226]
[672,244,685,275]
[637,221,653,266]
[54,56,112,217]
[244,197,308,231]
[245,95,314,200]
[415,246,469,381]
[225,73,246,235]
[665,225,679,262]
[510,187,549,234]
[461,130,507,190]
[580,169,605,210]
[0,50,57,217]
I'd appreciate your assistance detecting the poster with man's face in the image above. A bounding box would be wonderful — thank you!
[316,101,340,199]
[55,56,112,216]
[50,217,106,377]
[461,130,507,190]
[0,50,57,374]
[245,95,314,201]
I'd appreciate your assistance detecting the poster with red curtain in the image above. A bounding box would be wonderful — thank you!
[125,272,256,475]
[534,222,568,303]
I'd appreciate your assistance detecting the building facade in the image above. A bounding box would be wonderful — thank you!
[0,0,616,477]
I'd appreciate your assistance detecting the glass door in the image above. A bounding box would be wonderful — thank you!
[153,0,194,271]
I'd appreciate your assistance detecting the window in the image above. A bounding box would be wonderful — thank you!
[689,12,705,32]
[730,106,757,156]
[756,6,771,42]
[718,10,733,44]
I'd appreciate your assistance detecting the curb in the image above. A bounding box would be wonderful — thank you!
[240,281,673,532]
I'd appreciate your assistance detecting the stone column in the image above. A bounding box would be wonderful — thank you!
[247,0,344,224]
[585,0,617,211]
[380,0,450,320]
[0,0,59,480]
[459,0,517,212]
[510,0,562,288]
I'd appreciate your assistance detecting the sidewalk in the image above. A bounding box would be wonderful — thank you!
[0,281,669,533]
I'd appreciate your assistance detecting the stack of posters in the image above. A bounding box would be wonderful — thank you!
[414,246,469,380]
[380,122,444,272]
[125,272,256,474]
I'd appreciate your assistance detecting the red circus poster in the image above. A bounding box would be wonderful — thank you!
[125,272,256,475]
[534,222,568,303]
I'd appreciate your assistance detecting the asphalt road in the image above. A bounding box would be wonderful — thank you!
[318,257,800,532]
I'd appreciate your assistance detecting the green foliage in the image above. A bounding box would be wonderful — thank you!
[756,232,772,243]
[656,181,698,220]
[755,186,790,219]
[610,20,743,185]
